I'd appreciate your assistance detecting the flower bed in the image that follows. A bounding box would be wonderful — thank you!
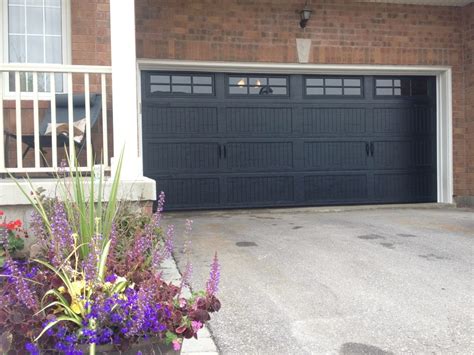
[0,159,220,354]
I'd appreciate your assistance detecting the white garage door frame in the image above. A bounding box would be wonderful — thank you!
[136,59,453,204]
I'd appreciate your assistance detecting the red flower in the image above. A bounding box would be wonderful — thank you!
[1,219,22,231]
[0,210,4,216]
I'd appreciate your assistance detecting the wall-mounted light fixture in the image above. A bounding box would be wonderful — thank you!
[299,1,312,29]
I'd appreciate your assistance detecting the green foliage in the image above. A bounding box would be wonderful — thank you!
[12,151,124,261]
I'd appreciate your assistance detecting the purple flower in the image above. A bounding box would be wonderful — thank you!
[30,210,48,249]
[179,260,193,293]
[4,258,37,310]
[105,273,117,283]
[82,233,103,282]
[157,191,165,214]
[206,252,220,296]
[50,201,74,267]
[25,342,40,355]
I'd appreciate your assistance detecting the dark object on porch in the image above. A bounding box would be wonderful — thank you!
[5,93,102,167]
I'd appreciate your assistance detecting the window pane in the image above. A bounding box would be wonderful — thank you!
[26,0,43,5]
[229,86,247,94]
[376,88,393,95]
[271,87,287,95]
[376,79,393,87]
[194,76,212,85]
[45,7,61,35]
[151,84,170,93]
[27,35,44,62]
[229,77,246,86]
[269,78,286,86]
[411,79,428,96]
[393,79,401,87]
[26,6,43,34]
[325,87,343,95]
[306,87,324,95]
[172,85,192,93]
[249,86,262,95]
[306,78,323,86]
[325,79,342,87]
[249,77,267,86]
[45,36,62,63]
[344,87,361,95]
[8,5,25,34]
[400,81,410,96]
[172,76,191,84]
[45,0,61,6]
[9,0,25,5]
[344,78,361,87]
[150,75,170,84]
[9,35,26,62]
[193,86,213,94]
[394,88,401,96]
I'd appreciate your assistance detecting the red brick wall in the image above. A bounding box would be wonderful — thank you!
[135,0,471,200]
[464,4,474,198]
[71,0,111,66]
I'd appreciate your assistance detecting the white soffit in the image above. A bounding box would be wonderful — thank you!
[359,0,472,6]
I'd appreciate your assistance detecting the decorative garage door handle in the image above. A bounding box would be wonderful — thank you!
[370,142,375,157]
[365,142,370,156]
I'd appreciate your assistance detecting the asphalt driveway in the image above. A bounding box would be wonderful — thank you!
[165,206,474,355]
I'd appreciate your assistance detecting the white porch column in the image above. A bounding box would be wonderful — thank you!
[110,0,142,180]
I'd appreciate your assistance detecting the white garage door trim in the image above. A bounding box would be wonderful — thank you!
[136,59,453,204]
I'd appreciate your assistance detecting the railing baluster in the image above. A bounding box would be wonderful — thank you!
[84,73,92,168]
[32,72,40,169]
[0,65,112,175]
[0,72,5,172]
[50,72,57,169]
[101,73,108,168]
[67,72,74,166]
[15,72,23,168]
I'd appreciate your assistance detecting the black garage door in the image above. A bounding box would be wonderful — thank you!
[142,72,437,210]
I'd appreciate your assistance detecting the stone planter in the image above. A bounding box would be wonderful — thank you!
[76,338,179,355]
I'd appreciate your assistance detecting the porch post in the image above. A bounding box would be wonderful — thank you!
[110,0,142,179]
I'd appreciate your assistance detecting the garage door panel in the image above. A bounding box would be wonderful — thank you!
[304,141,369,170]
[373,106,434,136]
[302,107,367,136]
[226,176,294,204]
[142,72,437,210]
[155,177,220,208]
[142,106,219,136]
[225,107,293,135]
[373,139,434,170]
[374,172,437,202]
[145,142,220,173]
[226,142,294,171]
[304,174,369,202]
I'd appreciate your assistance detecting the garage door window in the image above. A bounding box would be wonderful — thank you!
[305,77,362,97]
[149,74,214,95]
[228,76,288,96]
[375,78,428,97]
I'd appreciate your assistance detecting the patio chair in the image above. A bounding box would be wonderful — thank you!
[5,93,102,167]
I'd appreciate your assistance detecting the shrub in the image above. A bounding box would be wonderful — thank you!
[0,159,220,354]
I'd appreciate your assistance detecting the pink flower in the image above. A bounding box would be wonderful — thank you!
[191,320,203,333]
[172,339,181,351]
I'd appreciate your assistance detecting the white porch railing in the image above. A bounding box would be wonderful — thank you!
[0,63,112,174]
